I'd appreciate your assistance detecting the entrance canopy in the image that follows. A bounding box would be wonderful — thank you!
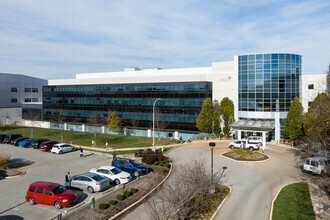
[230,120,275,132]
[230,120,275,151]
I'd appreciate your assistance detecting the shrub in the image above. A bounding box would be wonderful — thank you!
[99,203,107,210]
[109,200,117,205]
[117,194,125,201]
[142,150,166,165]
[124,190,131,197]
[164,161,169,168]
[153,161,159,166]
[0,153,10,170]
[131,188,137,193]
[159,161,165,166]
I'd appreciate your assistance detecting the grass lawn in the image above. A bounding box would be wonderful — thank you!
[272,182,316,220]
[0,125,176,148]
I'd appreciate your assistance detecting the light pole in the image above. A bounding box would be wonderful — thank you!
[209,142,216,183]
[153,98,161,150]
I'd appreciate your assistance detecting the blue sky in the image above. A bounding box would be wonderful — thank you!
[0,0,329,79]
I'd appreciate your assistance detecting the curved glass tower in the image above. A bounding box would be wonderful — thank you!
[237,53,302,139]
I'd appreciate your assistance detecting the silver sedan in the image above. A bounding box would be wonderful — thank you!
[70,172,110,193]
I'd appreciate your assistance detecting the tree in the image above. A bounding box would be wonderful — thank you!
[196,98,213,133]
[87,112,105,146]
[303,93,330,150]
[213,99,222,135]
[284,97,304,141]
[220,97,235,135]
[23,109,40,138]
[105,111,122,133]
[131,118,140,136]
[52,110,66,141]
[155,107,168,139]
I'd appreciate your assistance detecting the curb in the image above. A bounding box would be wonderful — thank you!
[269,181,307,220]
[210,185,232,220]
[220,152,271,163]
[2,170,26,179]
[109,160,174,220]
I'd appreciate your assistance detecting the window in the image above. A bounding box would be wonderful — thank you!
[24,98,32,102]
[36,187,44,193]
[45,189,52,195]
[11,87,18,92]
[25,88,32,92]
[32,98,38,102]
[29,186,36,192]
[32,88,38,92]
[11,98,18,103]
[308,84,314,89]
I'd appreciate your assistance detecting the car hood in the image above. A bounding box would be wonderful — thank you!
[116,171,131,178]
[57,190,75,198]
[135,165,147,170]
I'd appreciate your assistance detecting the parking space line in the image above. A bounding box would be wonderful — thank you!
[33,205,60,215]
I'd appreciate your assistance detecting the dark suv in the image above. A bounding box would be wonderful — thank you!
[112,158,148,177]
[40,141,59,152]
[3,134,22,144]
[31,139,50,149]
[0,134,7,143]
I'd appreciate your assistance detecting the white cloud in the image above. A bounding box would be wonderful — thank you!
[0,0,329,79]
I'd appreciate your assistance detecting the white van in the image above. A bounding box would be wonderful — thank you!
[303,157,328,175]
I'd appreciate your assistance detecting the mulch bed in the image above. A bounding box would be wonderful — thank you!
[66,172,166,220]
[0,168,24,179]
[222,152,269,161]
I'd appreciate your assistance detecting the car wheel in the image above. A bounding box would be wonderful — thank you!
[87,186,94,193]
[55,201,62,209]
[230,145,234,149]
[258,142,262,146]
[115,179,120,185]
[72,148,75,152]
[249,147,254,151]
[133,171,140,177]
[28,197,35,205]
[59,150,63,154]
[320,170,325,176]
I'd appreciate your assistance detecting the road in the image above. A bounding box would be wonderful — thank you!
[0,144,112,220]
[123,140,304,220]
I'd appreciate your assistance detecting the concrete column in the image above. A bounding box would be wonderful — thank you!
[174,131,179,140]
[275,112,280,144]
[147,129,152,137]
[64,123,68,131]
[238,130,242,140]
[102,126,106,134]
[262,131,266,151]
[82,124,86,132]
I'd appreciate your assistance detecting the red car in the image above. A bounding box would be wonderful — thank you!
[40,141,59,152]
[26,181,76,209]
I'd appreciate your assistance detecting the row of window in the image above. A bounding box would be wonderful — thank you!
[238,54,301,62]
[11,98,39,103]
[11,87,39,92]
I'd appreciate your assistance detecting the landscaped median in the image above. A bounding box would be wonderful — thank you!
[271,182,316,220]
[223,148,269,161]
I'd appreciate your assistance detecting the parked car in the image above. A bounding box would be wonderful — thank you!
[25,181,77,209]
[247,136,263,145]
[303,156,328,176]
[228,140,260,151]
[70,172,110,193]
[112,158,148,177]
[0,134,7,143]
[31,139,50,149]
[89,166,131,185]
[3,134,22,144]
[18,138,37,148]
[51,143,75,154]
[40,141,59,152]
[12,137,28,146]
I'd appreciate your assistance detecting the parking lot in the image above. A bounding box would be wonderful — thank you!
[0,143,113,220]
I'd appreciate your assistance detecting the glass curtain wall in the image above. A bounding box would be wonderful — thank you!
[43,82,212,131]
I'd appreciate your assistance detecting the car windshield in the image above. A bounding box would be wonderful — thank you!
[91,175,104,181]
[130,160,140,166]
[111,167,121,174]
[53,185,66,194]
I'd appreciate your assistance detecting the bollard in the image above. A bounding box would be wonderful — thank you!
[58,213,62,220]
[91,197,95,209]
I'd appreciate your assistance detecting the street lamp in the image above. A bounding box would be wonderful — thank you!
[209,142,216,183]
[153,98,161,150]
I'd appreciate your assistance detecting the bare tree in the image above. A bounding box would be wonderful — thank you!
[154,107,168,139]
[23,109,40,138]
[87,112,105,146]
[146,160,223,220]
[131,118,140,136]
[52,110,66,141]
[0,111,6,125]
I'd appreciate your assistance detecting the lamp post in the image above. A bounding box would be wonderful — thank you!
[153,98,161,150]
[209,142,216,183]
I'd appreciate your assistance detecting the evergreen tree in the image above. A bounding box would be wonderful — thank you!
[196,98,213,133]
[220,97,235,135]
[213,99,222,135]
[284,97,304,140]
[303,93,330,148]
[106,111,122,133]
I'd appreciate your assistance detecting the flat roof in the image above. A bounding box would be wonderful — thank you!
[230,120,275,132]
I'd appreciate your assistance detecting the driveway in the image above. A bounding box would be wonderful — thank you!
[0,144,112,220]
[123,140,304,220]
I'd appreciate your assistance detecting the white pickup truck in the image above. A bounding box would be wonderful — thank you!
[228,140,260,151]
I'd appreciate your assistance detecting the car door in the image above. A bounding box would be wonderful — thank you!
[44,188,53,205]
[116,160,126,171]
[35,187,46,204]
[123,160,134,173]
[81,176,92,190]
[71,176,83,189]
[304,159,311,171]
[235,141,241,148]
